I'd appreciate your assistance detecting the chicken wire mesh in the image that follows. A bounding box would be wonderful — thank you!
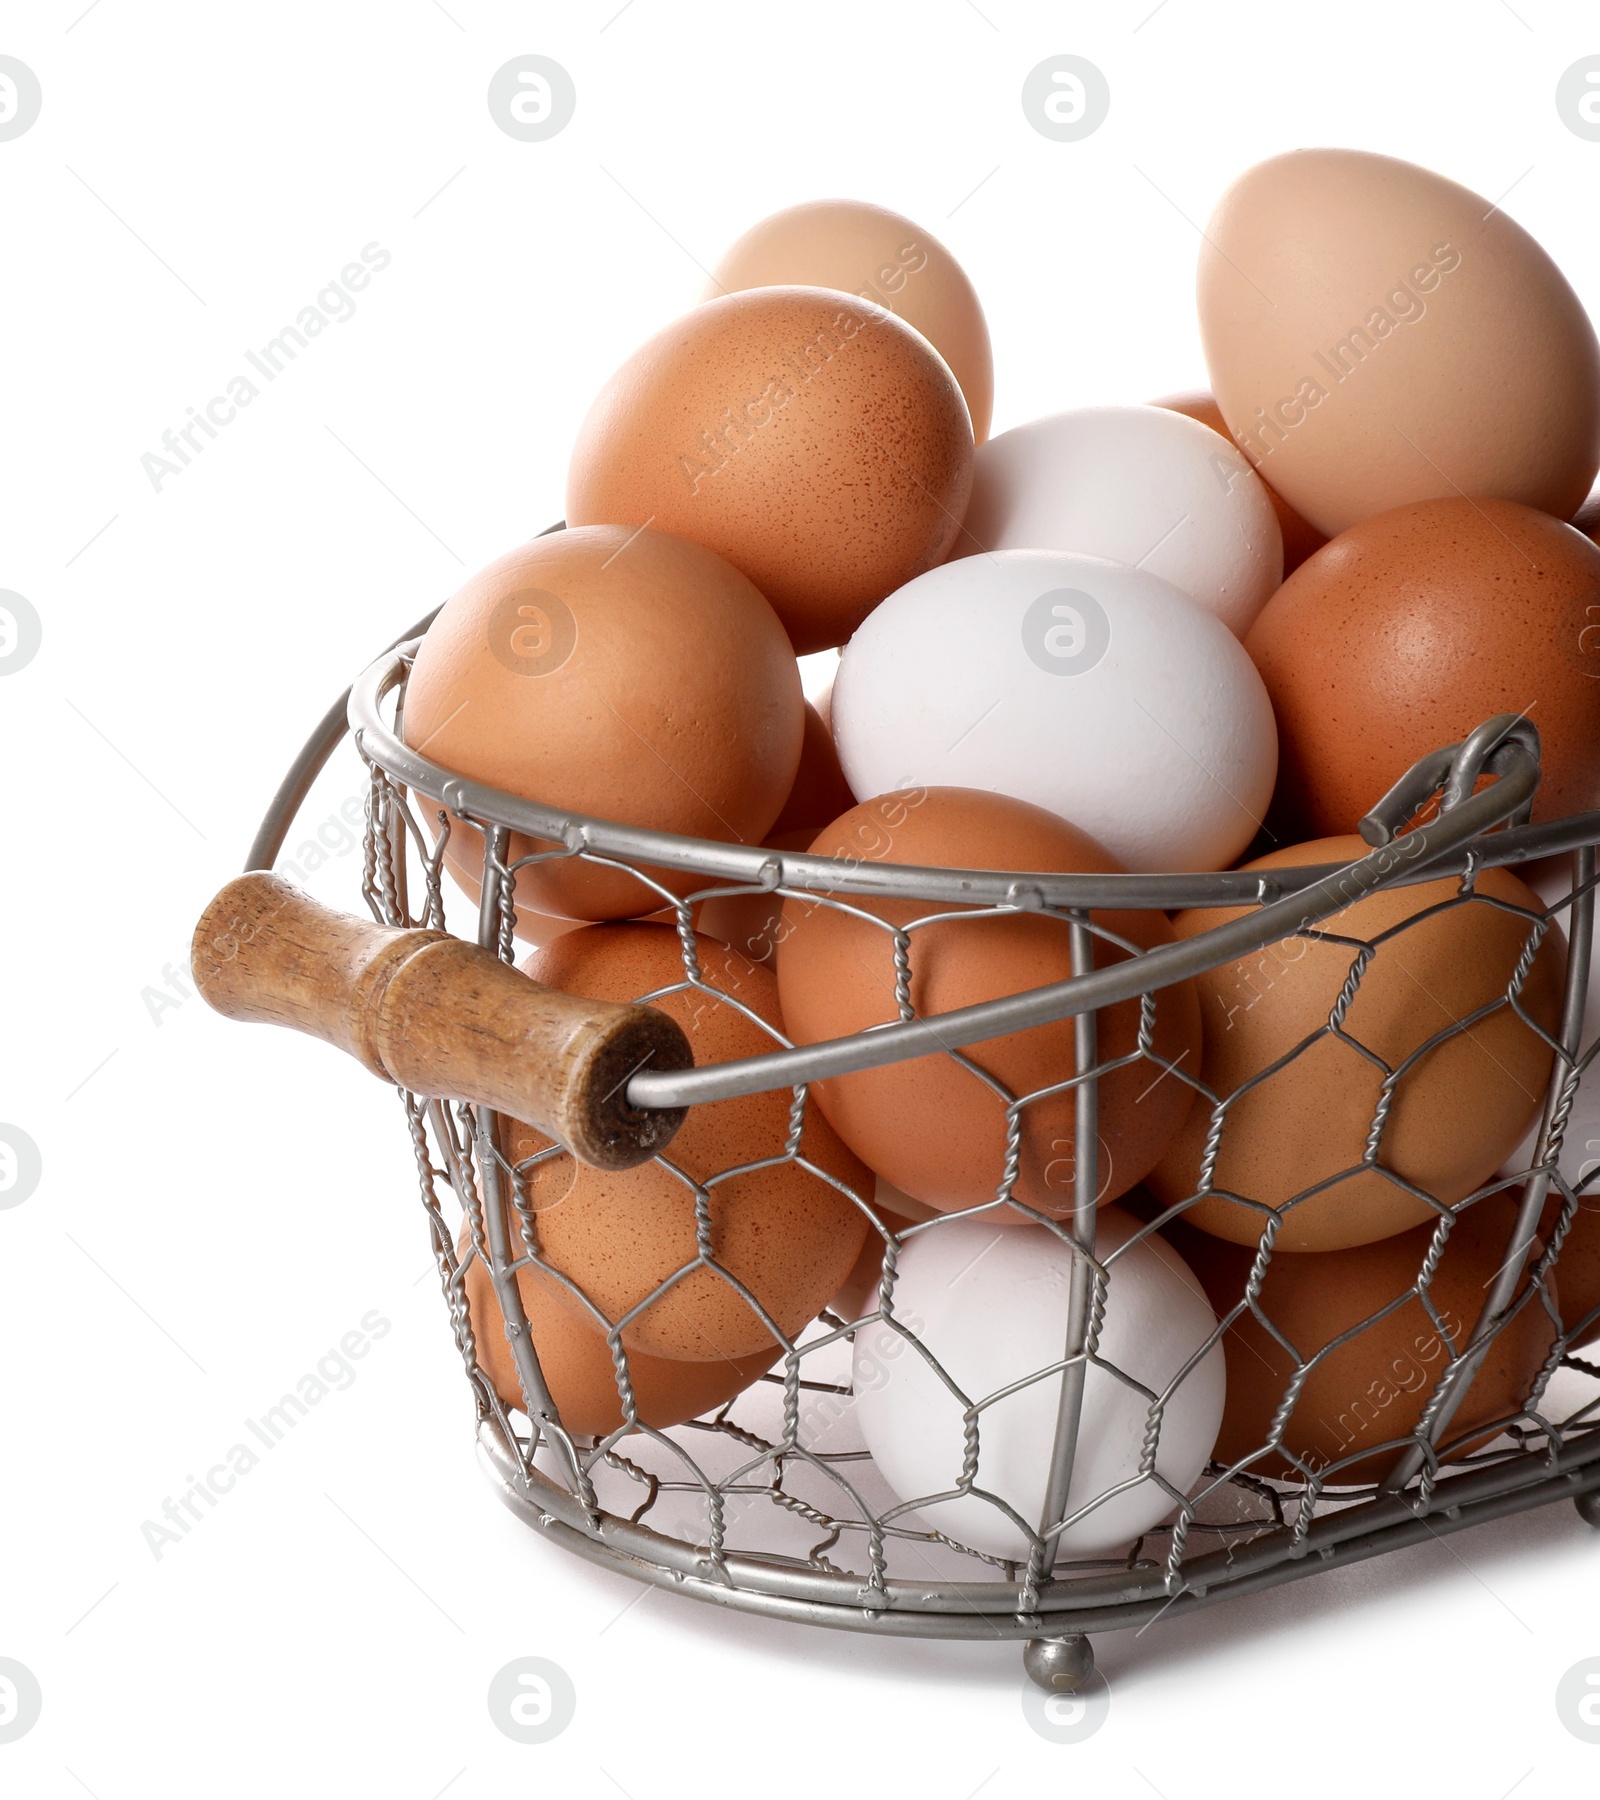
[246,629,1600,1658]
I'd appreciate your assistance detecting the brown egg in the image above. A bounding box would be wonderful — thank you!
[770,702,855,838]
[828,1204,919,1321]
[1151,388,1327,575]
[775,788,1202,1218]
[704,199,995,442]
[869,1173,945,1226]
[402,527,803,920]
[508,922,871,1361]
[1198,149,1600,536]
[1572,484,1600,545]
[814,671,836,733]
[694,827,815,969]
[433,818,684,946]
[1148,836,1563,1251]
[1245,498,1600,833]
[565,287,975,655]
[460,1225,775,1435]
[1166,1201,1557,1484]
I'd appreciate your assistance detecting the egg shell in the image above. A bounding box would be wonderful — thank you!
[851,1210,1225,1560]
[1198,148,1600,536]
[959,406,1283,637]
[688,696,858,966]
[1148,835,1563,1252]
[693,827,816,969]
[460,1225,776,1435]
[1166,1200,1556,1485]
[431,815,684,945]
[507,922,871,1361]
[813,668,837,733]
[401,527,803,920]
[870,1173,944,1225]
[565,286,975,655]
[1151,388,1327,575]
[775,788,1201,1217]
[1244,498,1600,833]
[704,198,994,442]
[770,701,855,838]
[830,549,1278,872]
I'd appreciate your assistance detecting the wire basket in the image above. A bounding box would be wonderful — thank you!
[195,611,1600,1693]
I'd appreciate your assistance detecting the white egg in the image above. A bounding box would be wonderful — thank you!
[831,549,1278,872]
[960,406,1283,638]
[852,1210,1224,1562]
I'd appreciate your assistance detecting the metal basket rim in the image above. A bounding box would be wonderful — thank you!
[348,636,1600,914]
[344,640,1588,1111]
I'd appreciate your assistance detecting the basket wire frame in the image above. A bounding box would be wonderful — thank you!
[259,639,1600,1653]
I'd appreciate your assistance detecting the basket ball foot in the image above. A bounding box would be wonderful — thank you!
[1576,1487,1600,1529]
[1024,1633,1095,1693]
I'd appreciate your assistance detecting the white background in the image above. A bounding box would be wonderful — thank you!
[6,1,1600,1795]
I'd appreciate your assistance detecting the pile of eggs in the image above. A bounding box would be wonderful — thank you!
[409,151,1600,1559]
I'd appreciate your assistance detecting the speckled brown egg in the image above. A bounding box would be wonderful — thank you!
[507,922,871,1362]
[1148,835,1563,1252]
[460,1224,776,1435]
[775,788,1202,1219]
[1245,498,1600,833]
[565,287,975,654]
[704,199,995,442]
[1198,149,1600,536]
[402,526,803,920]
[1151,387,1327,575]
[1166,1201,1556,1484]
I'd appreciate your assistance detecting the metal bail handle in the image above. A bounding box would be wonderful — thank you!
[1359,713,1541,846]
[190,873,691,1170]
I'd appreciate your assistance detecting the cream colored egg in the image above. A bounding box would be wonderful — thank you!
[1198,148,1600,535]
[705,199,994,441]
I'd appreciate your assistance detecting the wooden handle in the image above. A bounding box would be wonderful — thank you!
[191,873,690,1169]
